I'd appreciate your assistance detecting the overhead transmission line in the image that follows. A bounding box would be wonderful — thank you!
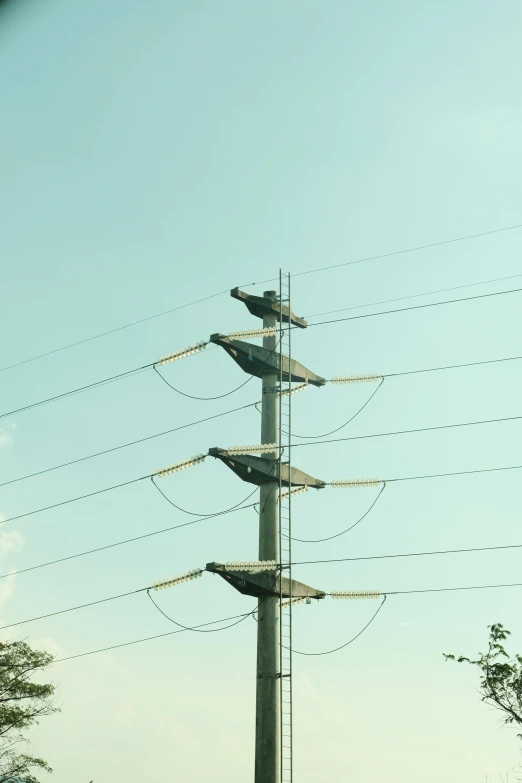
[304,271,522,318]
[53,610,260,664]
[2,222,521,377]
[0,289,229,375]
[0,332,283,422]
[287,378,385,439]
[288,596,388,657]
[301,286,522,331]
[3,345,522,490]
[0,452,262,526]
[3,286,521,424]
[291,412,522,450]
[287,483,387,543]
[0,400,257,489]
[289,578,522,657]
[145,589,258,633]
[291,222,522,280]
[0,340,236,420]
[292,540,522,567]
[7,580,522,662]
[0,501,258,583]
[1,456,522,586]
[2,422,522,528]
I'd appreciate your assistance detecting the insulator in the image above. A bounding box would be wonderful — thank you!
[223,560,277,572]
[280,382,308,397]
[281,596,310,608]
[331,590,382,599]
[329,478,381,488]
[279,485,309,500]
[330,374,381,384]
[153,569,203,591]
[157,341,207,365]
[227,327,277,339]
[156,454,206,478]
[223,444,277,456]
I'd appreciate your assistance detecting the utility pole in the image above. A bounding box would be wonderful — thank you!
[208,275,326,782]
[256,290,280,783]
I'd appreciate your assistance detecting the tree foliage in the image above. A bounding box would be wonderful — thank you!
[445,624,522,737]
[0,640,58,783]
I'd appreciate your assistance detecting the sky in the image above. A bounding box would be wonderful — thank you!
[1,0,522,781]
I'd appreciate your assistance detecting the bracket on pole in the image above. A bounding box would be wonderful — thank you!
[208,449,326,488]
[231,288,308,328]
[209,334,326,386]
[206,562,326,600]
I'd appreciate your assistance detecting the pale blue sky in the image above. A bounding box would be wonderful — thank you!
[1,1,522,781]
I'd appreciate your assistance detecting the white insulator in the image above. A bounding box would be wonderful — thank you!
[280,382,308,397]
[331,590,382,599]
[156,454,206,478]
[279,485,309,500]
[227,327,277,339]
[224,560,277,572]
[153,569,203,591]
[224,443,277,456]
[330,478,381,488]
[330,374,381,384]
[281,596,310,609]
[157,341,207,366]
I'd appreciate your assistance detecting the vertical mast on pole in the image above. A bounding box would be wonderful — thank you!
[255,290,280,783]
[279,270,293,783]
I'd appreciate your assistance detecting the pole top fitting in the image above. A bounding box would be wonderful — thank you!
[230,287,307,328]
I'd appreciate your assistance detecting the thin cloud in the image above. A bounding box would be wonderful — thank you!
[0,429,13,451]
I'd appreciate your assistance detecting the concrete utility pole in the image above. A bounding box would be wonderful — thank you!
[208,282,326,782]
[256,290,280,783]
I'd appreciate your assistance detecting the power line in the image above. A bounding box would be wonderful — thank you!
[150,476,258,516]
[0,400,257,489]
[4,513,518,587]
[305,272,522,319]
[3,300,521,429]
[387,463,522,483]
[304,286,522,331]
[3,446,522,530]
[7,577,522,638]
[384,353,522,378]
[0,501,258,583]
[46,288,522,433]
[288,379,385,439]
[289,596,387,656]
[4,223,521,378]
[146,589,257,632]
[0,289,229,375]
[0,363,153,421]
[385,582,522,596]
[292,541,522,567]
[0,587,147,631]
[35,580,522,665]
[1,475,150,526]
[288,579,522,657]
[0,346,223,422]
[4,351,522,493]
[292,413,522,450]
[293,223,522,280]
[153,364,254,400]
[52,610,259,664]
[2,350,521,494]
[0,333,279,424]
[288,484,386,543]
